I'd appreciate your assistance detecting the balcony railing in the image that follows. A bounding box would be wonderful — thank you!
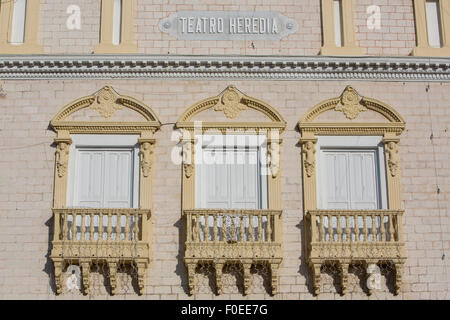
[183,209,282,295]
[306,209,406,295]
[50,208,151,295]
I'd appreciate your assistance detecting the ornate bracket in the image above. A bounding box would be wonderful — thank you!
[138,138,155,178]
[54,136,72,178]
[108,261,118,295]
[267,138,281,178]
[383,138,400,177]
[136,262,147,295]
[300,138,317,178]
[335,86,367,120]
[182,138,195,178]
[81,261,90,295]
[214,85,249,119]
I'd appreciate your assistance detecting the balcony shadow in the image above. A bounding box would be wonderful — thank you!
[223,263,244,295]
[174,216,191,295]
[43,214,58,295]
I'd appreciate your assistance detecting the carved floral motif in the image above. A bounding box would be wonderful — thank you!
[335,86,367,120]
[214,85,249,119]
[90,86,123,118]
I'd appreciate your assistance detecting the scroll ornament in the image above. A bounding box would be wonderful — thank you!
[56,142,70,177]
[302,141,316,177]
[140,142,154,178]
[385,141,399,177]
[214,85,249,119]
[90,86,123,118]
[335,86,367,120]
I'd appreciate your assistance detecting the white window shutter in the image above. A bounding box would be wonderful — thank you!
[76,151,104,208]
[104,151,133,208]
[203,150,230,209]
[349,152,378,209]
[324,152,350,209]
[231,150,259,209]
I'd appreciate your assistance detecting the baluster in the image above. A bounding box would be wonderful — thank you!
[81,211,86,241]
[388,214,394,242]
[240,215,245,242]
[213,214,218,243]
[363,214,368,242]
[248,214,254,242]
[337,213,342,243]
[186,212,192,242]
[125,212,130,241]
[221,215,226,242]
[195,212,200,242]
[203,213,209,242]
[230,215,236,241]
[328,214,332,242]
[62,212,68,241]
[266,213,272,243]
[380,213,385,241]
[89,212,94,241]
[107,210,113,241]
[345,215,350,242]
[371,213,377,242]
[99,212,104,241]
[355,214,360,242]
[116,210,121,242]
[135,212,140,241]
[319,214,325,242]
[258,212,262,242]
[71,212,76,241]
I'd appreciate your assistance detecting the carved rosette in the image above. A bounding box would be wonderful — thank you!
[139,140,155,178]
[335,86,367,120]
[55,138,72,178]
[301,140,316,178]
[214,85,249,119]
[90,86,123,118]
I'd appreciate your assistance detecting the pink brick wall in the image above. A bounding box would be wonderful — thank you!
[38,0,420,56]
[0,79,448,299]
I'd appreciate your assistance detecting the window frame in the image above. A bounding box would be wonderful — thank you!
[315,135,388,210]
[412,0,450,56]
[0,0,42,53]
[67,134,141,209]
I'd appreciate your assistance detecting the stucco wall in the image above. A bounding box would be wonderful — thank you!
[0,79,448,299]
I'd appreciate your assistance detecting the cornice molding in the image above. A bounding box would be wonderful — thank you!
[0,55,449,81]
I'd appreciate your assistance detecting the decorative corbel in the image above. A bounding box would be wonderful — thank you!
[243,263,252,295]
[311,262,321,296]
[394,263,402,295]
[53,260,64,294]
[186,262,196,295]
[340,263,349,295]
[54,135,72,178]
[270,263,280,295]
[215,263,223,295]
[383,138,400,177]
[81,261,90,295]
[267,138,281,178]
[108,261,118,295]
[300,137,317,178]
[138,138,155,178]
[136,261,147,295]
[182,137,195,179]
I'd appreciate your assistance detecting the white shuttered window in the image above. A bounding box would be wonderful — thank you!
[425,0,443,48]
[10,0,27,44]
[74,149,134,208]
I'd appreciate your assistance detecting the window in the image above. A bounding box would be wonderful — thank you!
[412,0,450,56]
[94,0,137,53]
[333,0,343,47]
[425,0,442,48]
[320,0,363,55]
[316,136,387,210]
[0,0,42,53]
[196,135,267,210]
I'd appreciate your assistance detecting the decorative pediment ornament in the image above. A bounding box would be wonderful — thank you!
[335,86,367,120]
[214,85,249,119]
[90,86,123,118]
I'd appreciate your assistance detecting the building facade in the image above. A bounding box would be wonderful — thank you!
[0,0,449,299]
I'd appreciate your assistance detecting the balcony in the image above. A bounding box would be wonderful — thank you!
[50,208,151,295]
[305,209,406,295]
[183,209,282,295]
